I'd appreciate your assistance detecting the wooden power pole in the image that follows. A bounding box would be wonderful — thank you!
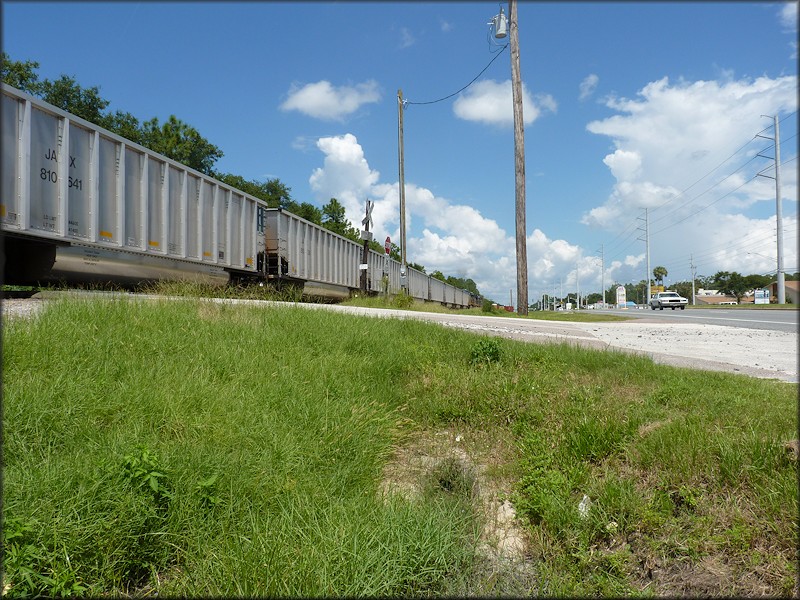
[397,89,407,291]
[509,0,528,315]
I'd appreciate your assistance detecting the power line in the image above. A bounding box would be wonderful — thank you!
[649,133,769,217]
[602,115,798,263]
[649,150,766,226]
[653,154,798,235]
[405,44,509,106]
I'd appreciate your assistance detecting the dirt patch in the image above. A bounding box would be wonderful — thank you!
[380,427,538,595]
[638,419,672,437]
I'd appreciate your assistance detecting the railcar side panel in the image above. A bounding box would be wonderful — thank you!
[407,268,428,300]
[97,136,119,246]
[1,92,21,227]
[429,277,446,303]
[124,148,144,249]
[2,85,475,303]
[1,85,264,285]
[263,208,473,307]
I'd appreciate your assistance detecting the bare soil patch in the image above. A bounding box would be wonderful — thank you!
[380,427,538,596]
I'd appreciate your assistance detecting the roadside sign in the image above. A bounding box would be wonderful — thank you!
[616,285,627,308]
[362,200,374,229]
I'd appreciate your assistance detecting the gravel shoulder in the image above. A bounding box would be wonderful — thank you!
[569,320,798,383]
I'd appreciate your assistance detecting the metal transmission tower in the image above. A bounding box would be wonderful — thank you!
[637,209,651,303]
[756,115,785,304]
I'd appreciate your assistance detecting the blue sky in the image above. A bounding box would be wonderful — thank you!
[4,1,797,304]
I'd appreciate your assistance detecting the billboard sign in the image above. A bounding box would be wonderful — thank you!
[754,288,770,305]
[616,285,627,308]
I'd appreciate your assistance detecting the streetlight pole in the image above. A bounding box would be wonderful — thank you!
[509,0,528,315]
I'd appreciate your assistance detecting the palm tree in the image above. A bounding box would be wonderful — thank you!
[653,266,668,286]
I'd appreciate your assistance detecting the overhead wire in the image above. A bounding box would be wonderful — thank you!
[602,114,798,268]
[405,44,508,106]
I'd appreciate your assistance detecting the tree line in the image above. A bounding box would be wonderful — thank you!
[599,267,795,306]
[1,54,481,298]
[533,265,794,309]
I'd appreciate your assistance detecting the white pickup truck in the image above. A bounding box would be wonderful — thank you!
[649,291,688,310]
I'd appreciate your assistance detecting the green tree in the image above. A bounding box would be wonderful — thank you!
[1,53,42,94]
[743,273,772,290]
[265,179,294,209]
[586,292,602,305]
[653,266,668,286]
[431,270,446,282]
[673,280,694,301]
[712,271,749,302]
[444,276,480,296]
[100,110,143,144]
[388,242,401,262]
[140,116,223,175]
[321,198,359,241]
[39,75,109,124]
[290,202,323,224]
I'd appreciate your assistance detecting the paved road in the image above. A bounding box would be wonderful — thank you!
[599,307,798,333]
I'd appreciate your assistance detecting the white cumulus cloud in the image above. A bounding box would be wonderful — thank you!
[306,132,583,301]
[280,80,381,121]
[581,74,797,288]
[453,79,556,126]
[779,2,798,30]
[579,74,599,101]
[583,74,798,228]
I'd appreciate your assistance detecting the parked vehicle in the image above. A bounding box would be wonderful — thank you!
[1,85,479,307]
[649,291,688,310]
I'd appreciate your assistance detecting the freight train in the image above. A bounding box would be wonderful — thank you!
[1,85,480,308]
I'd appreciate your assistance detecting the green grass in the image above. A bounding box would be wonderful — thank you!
[3,296,797,596]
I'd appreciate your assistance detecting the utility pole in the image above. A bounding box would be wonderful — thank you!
[690,254,697,306]
[638,208,651,302]
[397,89,408,291]
[757,115,785,304]
[509,0,528,315]
[576,262,580,309]
[598,244,605,308]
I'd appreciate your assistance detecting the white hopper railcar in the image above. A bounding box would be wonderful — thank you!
[1,85,478,308]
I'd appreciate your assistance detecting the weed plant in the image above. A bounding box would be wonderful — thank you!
[3,296,797,596]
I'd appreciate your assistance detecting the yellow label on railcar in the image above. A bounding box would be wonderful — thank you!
[246,257,253,266]
[203,251,211,257]
[100,230,113,238]
[148,240,160,247]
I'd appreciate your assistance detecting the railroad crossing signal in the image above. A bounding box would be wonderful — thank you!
[362,200,374,229]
